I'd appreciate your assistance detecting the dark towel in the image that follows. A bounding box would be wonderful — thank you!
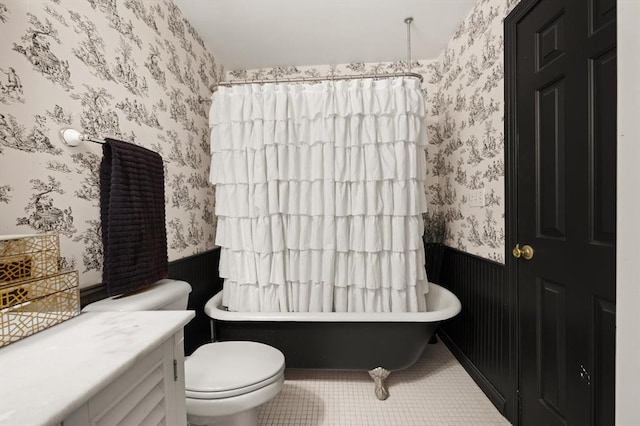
[100,138,168,296]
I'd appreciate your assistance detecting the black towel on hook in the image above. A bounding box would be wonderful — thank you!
[100,138,168,296]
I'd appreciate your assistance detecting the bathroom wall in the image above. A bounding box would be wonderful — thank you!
[616,0,640,421]
[0,0,221,287]
[427,0,520,263]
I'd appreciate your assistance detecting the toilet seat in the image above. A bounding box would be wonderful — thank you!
[185,341,285,400]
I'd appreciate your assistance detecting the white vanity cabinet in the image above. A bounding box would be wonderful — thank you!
[0,311,194,426]
[63,330,187,426]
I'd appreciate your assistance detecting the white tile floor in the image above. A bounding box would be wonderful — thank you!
[258,341,510,426]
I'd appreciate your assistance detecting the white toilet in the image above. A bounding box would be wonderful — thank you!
[83,279,285,426]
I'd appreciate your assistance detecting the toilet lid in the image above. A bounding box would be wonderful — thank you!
[185,341,285,399]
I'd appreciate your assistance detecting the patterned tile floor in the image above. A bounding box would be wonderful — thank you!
[258,341,510,425]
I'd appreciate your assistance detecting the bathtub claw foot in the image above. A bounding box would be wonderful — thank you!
[368,367,390,400]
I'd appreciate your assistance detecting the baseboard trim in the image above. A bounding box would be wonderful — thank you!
[439,329,507,415]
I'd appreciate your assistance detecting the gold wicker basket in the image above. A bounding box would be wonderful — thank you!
[0,233,60,284]
[0,234,80,348]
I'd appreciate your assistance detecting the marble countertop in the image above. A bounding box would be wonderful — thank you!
[0,310,195,426]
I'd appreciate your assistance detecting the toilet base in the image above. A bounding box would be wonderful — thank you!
[188,408,257,426]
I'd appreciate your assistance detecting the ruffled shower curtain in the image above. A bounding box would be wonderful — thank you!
[209,77,429,313]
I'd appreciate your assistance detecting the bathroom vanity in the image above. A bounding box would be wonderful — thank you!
[0,310,194,426]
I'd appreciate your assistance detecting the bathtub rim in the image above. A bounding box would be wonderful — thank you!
[204,283,461,323]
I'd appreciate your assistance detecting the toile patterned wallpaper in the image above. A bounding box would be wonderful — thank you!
[426,0,520,263]
[0,0,222,288]
[227,0,520,264]
[0,0,520,289]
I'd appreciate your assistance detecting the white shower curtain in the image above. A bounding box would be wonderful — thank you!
[209,77,429,313]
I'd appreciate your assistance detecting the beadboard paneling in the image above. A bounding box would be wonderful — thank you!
[436,246,511,416]
[166,248,222,355]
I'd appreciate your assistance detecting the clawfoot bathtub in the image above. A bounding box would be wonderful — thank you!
[205,283,461,400]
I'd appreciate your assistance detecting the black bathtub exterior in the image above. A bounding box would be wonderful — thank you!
[212,319,439,371]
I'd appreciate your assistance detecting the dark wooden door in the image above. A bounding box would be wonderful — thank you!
[512,0,616,424]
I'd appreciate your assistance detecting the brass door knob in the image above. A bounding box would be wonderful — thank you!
[512,244,534,260]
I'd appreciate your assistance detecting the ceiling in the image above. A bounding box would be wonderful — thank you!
[173,0,476,71]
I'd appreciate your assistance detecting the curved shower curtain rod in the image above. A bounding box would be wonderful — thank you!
[199,17,420,102]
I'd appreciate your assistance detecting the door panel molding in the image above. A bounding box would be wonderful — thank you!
[535,78,567,240]
[536,278,568,417]
[588,48,617,246]
[535,11,566,72]
[591,297,616,425]
[589,0,616,35]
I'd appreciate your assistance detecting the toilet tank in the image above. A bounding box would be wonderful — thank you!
[83,279,192,312]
